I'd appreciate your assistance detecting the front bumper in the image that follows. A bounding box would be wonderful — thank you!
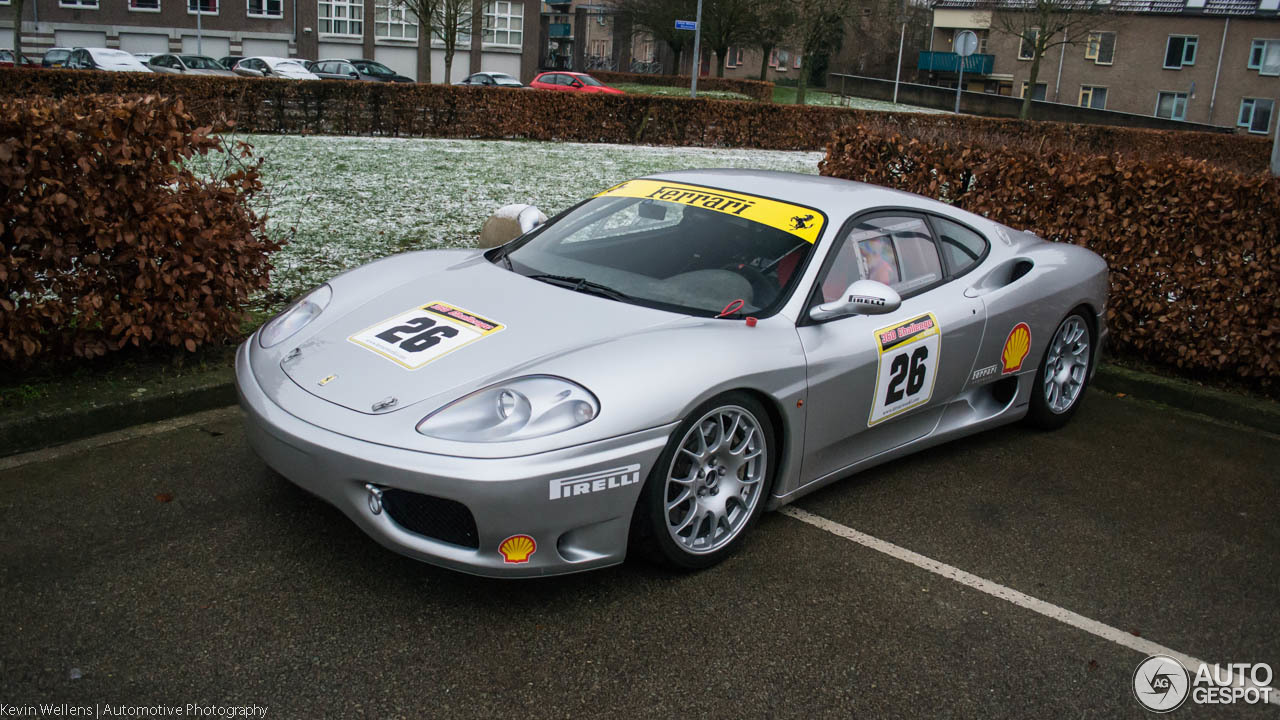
[235,342,675,578]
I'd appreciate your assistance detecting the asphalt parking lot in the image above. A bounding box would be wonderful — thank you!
[1,390,1276,718]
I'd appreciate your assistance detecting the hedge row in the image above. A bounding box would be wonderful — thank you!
[0,94,278,365]
[820,126,1280,387]
[0,69,1269,172]
[588,70,774,102]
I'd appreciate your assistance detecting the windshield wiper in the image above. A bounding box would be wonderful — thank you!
[525,274,632,302]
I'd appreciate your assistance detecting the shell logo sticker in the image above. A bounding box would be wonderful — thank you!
[499,534,537,564]
[1001,323,1032,374]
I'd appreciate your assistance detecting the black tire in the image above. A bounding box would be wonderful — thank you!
[630,391,777,571]
[1025,309,1096,430]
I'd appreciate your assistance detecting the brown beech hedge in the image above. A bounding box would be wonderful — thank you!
[821,125,1280,387]
[0,93,278,365]
[586,70,774,102]
[0,69,1268,172]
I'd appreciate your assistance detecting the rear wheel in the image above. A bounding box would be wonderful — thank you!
[1026,310,1095,430]
[632,392,776,570]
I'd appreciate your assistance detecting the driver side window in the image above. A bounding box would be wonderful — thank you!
[818,215,942,302]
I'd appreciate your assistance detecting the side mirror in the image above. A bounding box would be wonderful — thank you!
[349,71,359,78]
[477,204,547,249]
[570,80,583,87]
[809,280,901,321]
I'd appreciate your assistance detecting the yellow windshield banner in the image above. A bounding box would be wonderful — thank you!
[595,179,825,244]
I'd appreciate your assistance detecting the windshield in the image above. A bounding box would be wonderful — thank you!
[577,74,603,86]
[501,180,826,317]
[273,60,308,71]
[46,49,70,62]
[353,60,394,76]
[180,55,223,70]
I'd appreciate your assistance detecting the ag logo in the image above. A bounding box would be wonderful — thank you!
[1133,655,1189,713]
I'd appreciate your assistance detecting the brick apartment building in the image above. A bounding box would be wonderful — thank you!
[2,0,541,82]
[920,0,1280,132]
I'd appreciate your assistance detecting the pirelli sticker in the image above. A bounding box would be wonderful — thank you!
[595,179,826,244]
[349,301,504,370]
[869,313,941,426]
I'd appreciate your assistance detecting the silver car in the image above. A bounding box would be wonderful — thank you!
[236,170,1108,578]
[147,53,239,77]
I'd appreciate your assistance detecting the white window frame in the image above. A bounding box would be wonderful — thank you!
[247,0,283,19]
[1155,91,1188,120]
[319,0,363,37]
[374,0,417,40]
[1238,97,1274,134]
[1251,38,1280,76]
[1164,35,1197,69]
[58,0,99,7]
[187,0,218,15]
[1085,30,1115,65]
[1018,28,1040,61]
[129,0,162,13]
[1080,85,1107,109]
[482,1,523,48]
[725,46,737,68]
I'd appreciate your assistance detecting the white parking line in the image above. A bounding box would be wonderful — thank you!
[781,505,1279,707]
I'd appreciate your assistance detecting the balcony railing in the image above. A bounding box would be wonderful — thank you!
[549,23,572,38]
[917,51,994,75]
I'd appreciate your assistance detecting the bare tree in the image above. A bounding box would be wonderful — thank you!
[432,0,472,83]
[699,0,753,77]
[788,0,855,104]
[612,0,695,74]
[11,0,25,58]
[743,2,794,81]
[392,0,441,82]
[982,0,1114,119]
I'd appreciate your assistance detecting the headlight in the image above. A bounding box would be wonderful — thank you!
[258,284,332,348]
[416,376,599,442]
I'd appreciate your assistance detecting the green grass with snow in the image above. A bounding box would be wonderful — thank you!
[234,135,822,309]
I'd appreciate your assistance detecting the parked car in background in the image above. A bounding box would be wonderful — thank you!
[65,48,152,73]
[528,71,623,94]
[219,55,243,71]
[308,58,412,82]
[309,58,376,81]
[42,47,72,68]
[456,71,523,88]
[148,54,238,77]
[0,49,38,67]
[233,56,319,80]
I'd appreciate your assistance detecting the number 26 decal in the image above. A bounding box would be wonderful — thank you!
[869,313,941,426]
[374,316,459,353]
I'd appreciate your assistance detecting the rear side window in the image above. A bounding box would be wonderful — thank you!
[931,216,988,277]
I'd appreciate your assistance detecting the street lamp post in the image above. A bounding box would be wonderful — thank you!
[893,16,907,104]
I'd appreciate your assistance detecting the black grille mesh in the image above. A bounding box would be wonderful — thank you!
[380,489,480,549]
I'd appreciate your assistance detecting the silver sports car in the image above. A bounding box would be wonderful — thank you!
[236,170,1108,577]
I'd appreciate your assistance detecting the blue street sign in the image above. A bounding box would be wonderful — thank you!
[675,19,697,30]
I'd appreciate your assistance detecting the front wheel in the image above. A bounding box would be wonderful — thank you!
[632,392,776,570]
[1025,310,1095,430]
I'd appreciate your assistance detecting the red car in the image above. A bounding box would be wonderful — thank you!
[529,71,624,94]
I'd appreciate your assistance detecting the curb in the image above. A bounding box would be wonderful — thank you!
[0,361,1274,459]
[1092,363,1280,435]
[0,368,237,458]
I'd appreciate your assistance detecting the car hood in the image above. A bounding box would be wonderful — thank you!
[190,68,238,76]
[278,255,682,416]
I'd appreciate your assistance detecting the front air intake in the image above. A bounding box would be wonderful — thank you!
[380,489,480,549]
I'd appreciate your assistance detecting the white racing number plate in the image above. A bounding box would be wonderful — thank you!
[349,301,504,370]
[868,313,941,426]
